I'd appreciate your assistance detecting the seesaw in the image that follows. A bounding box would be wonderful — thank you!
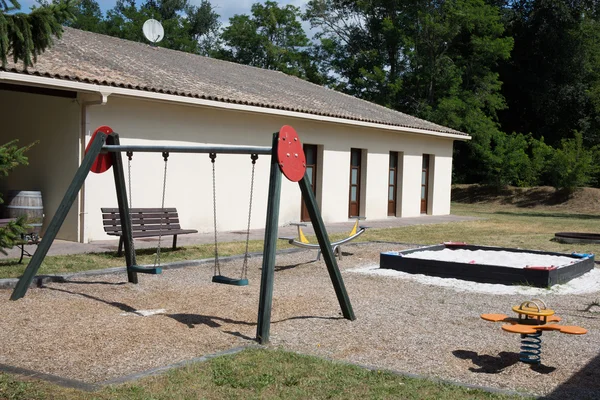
[280,216,368,260]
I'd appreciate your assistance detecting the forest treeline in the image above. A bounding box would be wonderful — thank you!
[44,0,600,190]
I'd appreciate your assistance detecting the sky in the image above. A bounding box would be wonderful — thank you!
[210,0,308,25]
[19,0,309,27]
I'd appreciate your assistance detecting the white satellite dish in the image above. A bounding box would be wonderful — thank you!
[142,19,164,44]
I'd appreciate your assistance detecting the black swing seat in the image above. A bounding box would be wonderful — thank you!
[129,265,162,274]
[212,275,248,286]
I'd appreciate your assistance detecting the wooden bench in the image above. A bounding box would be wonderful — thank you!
[0,218,41,263]
[102,208,198,256]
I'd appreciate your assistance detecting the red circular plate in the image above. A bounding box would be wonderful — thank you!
[86,126,113,174]
[276,125,306,182]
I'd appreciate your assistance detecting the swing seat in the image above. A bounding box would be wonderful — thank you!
[129,265,162,274]
[212,275,249,286]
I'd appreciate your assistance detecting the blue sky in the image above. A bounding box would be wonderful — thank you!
[19,0,309,26]
[211,0,307,25]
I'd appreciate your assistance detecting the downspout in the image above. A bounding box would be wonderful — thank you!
[79,92,111,243]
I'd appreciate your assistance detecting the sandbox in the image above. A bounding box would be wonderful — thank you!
[380,243,594,287]
[554,231,600,244]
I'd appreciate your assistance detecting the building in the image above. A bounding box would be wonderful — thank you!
[0,28,470,243]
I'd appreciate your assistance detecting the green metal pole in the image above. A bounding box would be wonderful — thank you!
[10,132,108,300]
[256,133,282,344]
[298,175,355,321]
[108,134,138,283]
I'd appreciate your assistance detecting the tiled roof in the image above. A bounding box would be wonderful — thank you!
[2,28,467,136]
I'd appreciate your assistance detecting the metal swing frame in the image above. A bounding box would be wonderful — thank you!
[9,129,355,344]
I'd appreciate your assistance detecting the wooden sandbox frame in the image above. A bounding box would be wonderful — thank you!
[380,244,595,287]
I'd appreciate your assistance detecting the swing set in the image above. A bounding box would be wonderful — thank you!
[9,125,355,344]
[116,148,255,285]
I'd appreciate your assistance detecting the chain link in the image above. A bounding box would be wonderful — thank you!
[154,152,169,267]
[210,153,220,276]
[241,154,258,279]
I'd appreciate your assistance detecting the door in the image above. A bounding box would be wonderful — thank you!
[349,148,362,217]
[388,152,398,216]
[421,154,430,214]
[301,144,318,222]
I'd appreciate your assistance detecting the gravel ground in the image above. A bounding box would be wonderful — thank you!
[1,242,599,398]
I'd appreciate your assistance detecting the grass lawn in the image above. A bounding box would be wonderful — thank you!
[2,201,599,279]
[0,348,529,400]
[361,202,600,255]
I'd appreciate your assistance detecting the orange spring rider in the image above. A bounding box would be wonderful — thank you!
[481,299,587,364]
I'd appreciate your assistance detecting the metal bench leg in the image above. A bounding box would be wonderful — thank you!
[172,235,177,250]
[118,237,124,257]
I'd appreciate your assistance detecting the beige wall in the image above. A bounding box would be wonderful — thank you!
[82,95,457,242]
[0,89,80,240]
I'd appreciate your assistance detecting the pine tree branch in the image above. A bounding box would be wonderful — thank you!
[1,0,74,67]
[0,139,36,180]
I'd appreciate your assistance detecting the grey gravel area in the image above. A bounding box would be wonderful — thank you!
[1,242,599,398]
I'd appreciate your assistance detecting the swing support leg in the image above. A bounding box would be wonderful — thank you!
[256,131,356,344]
[298,175,355,321]
[108,134,139,283]
[256,133,283,344]
[10,132,108,300]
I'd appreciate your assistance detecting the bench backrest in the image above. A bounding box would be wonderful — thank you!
[102,208,183,234]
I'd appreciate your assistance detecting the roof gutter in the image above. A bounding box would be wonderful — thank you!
[0,71,471,141]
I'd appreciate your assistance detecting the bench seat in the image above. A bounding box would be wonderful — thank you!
[102,208,198,256]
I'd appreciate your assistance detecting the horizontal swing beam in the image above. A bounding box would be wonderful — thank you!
[102,145,272,155]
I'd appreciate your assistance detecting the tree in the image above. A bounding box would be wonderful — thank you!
[67,0,104,33]
[0,1,64,252]
[497,0,600,147]
[306,0,514,185]
[215,1,319,81]
[65,0,106,33]
[0,141,35,254]
[70,0,221,56]
[305,0,407,106]
[546,132,597,191]
[1,0,74,67]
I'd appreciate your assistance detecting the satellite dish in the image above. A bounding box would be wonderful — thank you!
[142,19,164,44]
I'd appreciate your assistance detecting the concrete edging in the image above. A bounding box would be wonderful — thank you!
[0,247,306,290]
[0,241,425,290]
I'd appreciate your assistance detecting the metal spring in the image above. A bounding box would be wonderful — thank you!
[519,331,542,364]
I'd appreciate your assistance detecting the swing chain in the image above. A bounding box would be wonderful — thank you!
[241,154,258,279]
[126,152,133,209]
[210,153,220,276]
[154,152,169,267]
[126,151,136,254]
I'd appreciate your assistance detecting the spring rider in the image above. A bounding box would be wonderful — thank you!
[481,299,587,364]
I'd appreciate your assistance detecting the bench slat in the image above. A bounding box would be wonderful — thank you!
[102,207,178,213]
[105,224,184,232]
[106,229,198,238]
[102,207,197,242]
[103,213,180,220]
[103,217,180,226]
